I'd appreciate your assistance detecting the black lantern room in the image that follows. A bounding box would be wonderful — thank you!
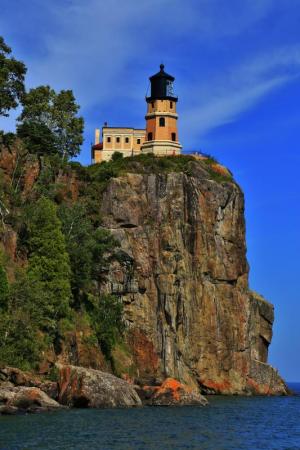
[146,64,178,102]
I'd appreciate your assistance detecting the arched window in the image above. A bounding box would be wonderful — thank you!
[170,101,173,109]
[148,132,153,141]
[159,117,165,127]
[171,132,176,141]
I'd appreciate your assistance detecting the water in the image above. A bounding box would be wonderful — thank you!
[1,384,300,450]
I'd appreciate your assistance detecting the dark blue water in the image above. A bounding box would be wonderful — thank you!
[1,384,300,450]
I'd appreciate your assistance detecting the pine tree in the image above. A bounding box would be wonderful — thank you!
[27,197,72,330]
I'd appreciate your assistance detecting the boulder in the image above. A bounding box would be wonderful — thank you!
[0,386,62,415]
[57,364,142,408]
[141,378,208,406]
[0,366,41,387]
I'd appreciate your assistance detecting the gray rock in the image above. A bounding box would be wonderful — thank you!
[0,386,62,414]
[57,364,142,408]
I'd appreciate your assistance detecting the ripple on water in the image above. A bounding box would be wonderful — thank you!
[0,384,300,450]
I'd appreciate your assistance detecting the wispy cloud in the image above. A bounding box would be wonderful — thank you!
[0,0,299,159]
[180,46,300,145]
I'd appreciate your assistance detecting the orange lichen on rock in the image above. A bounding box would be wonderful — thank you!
[200,378,232,394]
[247,377,270,395]
[142,378,207,406]
[128,329,159,380]
[154,378,185,401]
[210,163,231,177]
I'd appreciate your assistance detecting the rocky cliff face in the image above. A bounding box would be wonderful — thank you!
[98,163,286,395]
[0,146,287,396]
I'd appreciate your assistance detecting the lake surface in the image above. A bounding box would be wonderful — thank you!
[1,383,300,450]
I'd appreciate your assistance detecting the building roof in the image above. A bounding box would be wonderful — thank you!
[92,143,103,150]
[102,126,145,131]
[149,64,175,82]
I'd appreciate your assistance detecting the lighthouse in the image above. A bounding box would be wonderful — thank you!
[141,64,182,156]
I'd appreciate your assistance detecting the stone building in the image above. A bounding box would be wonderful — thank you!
[91,65,182,163]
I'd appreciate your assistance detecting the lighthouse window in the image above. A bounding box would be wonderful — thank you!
[107,136,111,143]
[159,117,165,127]
[125,137,129,143]
[116,137,120,143]
[170,101,173,109]
[171,132,176,141]
[151,102,154,108]
[148,132,153,141]
[137,139,141,144]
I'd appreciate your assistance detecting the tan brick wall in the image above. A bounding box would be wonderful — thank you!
[92,127,146,162]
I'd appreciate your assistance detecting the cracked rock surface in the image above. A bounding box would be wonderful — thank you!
[99,169,287,395]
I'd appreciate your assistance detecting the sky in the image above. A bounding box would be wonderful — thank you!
[0,0,300,381]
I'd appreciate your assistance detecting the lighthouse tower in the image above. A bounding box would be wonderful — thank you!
[141,64,182,156]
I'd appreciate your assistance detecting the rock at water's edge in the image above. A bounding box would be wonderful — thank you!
[140,378,208,406]
[0,386,62,415]
[57,364,142,408]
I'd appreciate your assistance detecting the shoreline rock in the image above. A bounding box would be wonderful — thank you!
[57,364,142,408]
[139,378,208,406]
[0,386,62,415]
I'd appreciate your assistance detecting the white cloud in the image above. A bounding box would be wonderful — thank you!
[180,46,300,144]
[1,0,299,148]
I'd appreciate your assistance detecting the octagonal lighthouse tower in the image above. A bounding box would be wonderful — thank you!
[141,64,182,156]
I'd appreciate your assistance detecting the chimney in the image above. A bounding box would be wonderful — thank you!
[95,128,100,145]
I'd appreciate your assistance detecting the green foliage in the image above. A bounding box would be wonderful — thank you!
[26,197,72,329]
[88,154,196,184]
[0,309,43,370]
[58,203,95,299]
[17,121,57,156]
[0,265,9,308]
[0,131,17,148]
[0,36,26,117]
[87,294,125,360]
[58,203,119,306]
[0,270,47,370]
[111,151,124,162]
[17,85,84,159]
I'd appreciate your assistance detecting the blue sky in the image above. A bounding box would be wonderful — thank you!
[1,0,300,381]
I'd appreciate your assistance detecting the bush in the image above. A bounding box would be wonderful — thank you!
[111,151,123,162]
[87,294,125,360]
[0,265,8,308]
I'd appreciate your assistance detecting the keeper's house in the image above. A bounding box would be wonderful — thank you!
[91,64,181,163]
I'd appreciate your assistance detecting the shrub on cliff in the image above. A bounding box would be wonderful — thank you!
[87,294,125,361]
[26,197,72,330]
[0,265,9,308]
[58,203,119,307]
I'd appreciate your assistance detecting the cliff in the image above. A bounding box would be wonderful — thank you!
[0,147,287,396]
[97,163,286,395]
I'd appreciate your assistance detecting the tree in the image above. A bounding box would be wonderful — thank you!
[0,36,26,116]
[26,197,72,330]
[58,203,119,305]
[17,121,57,156]
[58,203,95,300]
[17,86,84,159]
[0,265,9,308]
[0,271,46,369]
[88,294,124,360]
